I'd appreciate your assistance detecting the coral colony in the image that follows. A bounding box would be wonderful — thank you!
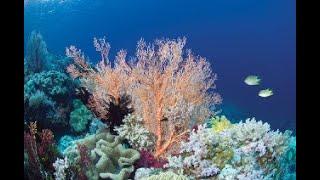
[24,32,296,180]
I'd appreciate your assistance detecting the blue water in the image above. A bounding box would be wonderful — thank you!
[24,0,296,132]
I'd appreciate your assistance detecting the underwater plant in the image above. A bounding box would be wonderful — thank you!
[66,37,221,157]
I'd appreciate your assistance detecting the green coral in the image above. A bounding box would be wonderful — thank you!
[64,131,140,180]
[24,70,73,100]
[211,115,233,133]
[70,99,93,132]
[24,70,75,126]
[142,171,189,180]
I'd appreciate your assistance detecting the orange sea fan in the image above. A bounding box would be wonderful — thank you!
[66,37,221,157]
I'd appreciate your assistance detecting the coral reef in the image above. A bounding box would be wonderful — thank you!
[135,149,168,169]
[25,31,50,74]
[24,122,60,179]
[165,117,295,179]
[57,135,81,154]
[166,124,220,178]
[115,114,155,150]
[142,171,189,180]
[134,168,161,180]
[69,99,94,133]
[89,118,108,134]
[24,34,296,180]
[25,31,72,76]
[53,157,69,180]
[211,115,233,133]
[63,131,140,179]
[66,37,222,157]
[24,70,74,128]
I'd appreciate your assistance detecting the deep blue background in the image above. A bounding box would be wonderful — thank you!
[24,0,296,132]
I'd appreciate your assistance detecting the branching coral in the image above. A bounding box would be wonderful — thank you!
[53,157,69,180]
[115,114,155,150]
[63,131,140,179]
[66,37,221,157]
[165,118,294,179]
[166,124,220,178]
[69,99,94,133]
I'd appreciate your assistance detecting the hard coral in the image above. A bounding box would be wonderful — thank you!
[115,114,155,150]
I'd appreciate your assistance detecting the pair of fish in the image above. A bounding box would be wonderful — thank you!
[244,75,273,98]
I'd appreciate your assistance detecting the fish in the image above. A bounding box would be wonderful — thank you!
[258,89,273,98]
[244,75,261,86]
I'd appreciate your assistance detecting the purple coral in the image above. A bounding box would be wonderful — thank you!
[135,149,168,169]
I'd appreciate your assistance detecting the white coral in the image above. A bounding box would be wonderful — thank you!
[53,157,69,180]
[115,114,155,150]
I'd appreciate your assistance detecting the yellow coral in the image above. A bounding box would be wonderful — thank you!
[212,147,234,168]
[211,115,232,133]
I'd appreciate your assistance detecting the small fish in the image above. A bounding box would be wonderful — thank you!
[244,75,261,86]
[258,89,273,98]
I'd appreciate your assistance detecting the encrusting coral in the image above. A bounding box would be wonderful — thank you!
[63,131,140,179]
[66,37,222,157]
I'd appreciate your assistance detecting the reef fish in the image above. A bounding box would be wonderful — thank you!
[258,89,273,97]
[244,75,261,86]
